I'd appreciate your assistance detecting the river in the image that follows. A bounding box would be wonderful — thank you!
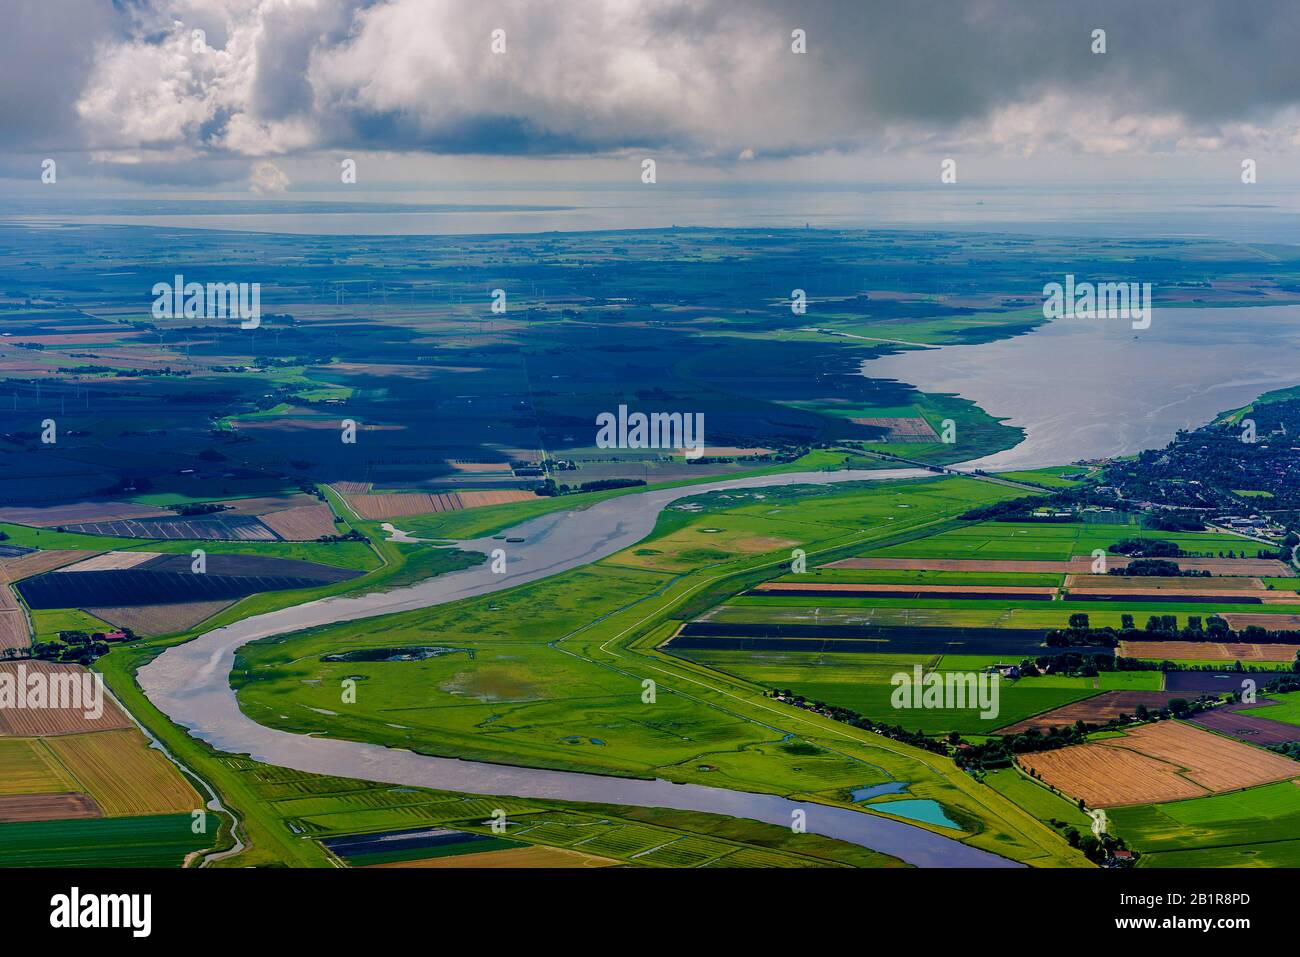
[138,466,1021,867]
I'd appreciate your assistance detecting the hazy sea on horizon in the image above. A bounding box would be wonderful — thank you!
[9,182,1300,244]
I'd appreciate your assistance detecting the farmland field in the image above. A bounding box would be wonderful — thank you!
[0,793,101,822]
[1189,701,1300,746]
[1108,780,1300,867]
[44,730,203,817]
[1118,640,1300,662]
[17,552,362,609]
[0,581,28,651]
[86,600,236,636]
[1241,690,1300,727]
[996,692,1194,733]
[1019,721,1300,806]
[0,813,214,867]
[370,844,618,867]
[0,662,134,736]
[666,648,1096,734]
[0,738,79,794]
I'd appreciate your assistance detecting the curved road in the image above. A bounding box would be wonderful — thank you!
[138,467,1021,867]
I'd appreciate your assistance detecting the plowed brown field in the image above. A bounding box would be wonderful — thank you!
[0,792,101,822]
[1118,640,1300,662]
[87,600,235,637]
[997,691,1188,733]
[0,662,134,736]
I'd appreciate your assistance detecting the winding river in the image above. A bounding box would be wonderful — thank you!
[138,467,1021,868]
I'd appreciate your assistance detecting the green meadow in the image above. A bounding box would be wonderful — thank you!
[1108,781,1300,867]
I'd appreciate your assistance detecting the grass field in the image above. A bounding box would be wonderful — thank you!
[867,522,1263,562]
[669,648,1099,734]
[1108,780,1300,867]
[1241,690,1300,726]
[982,767,1091,827]
[0,813,214,867]
[28,607,112,643]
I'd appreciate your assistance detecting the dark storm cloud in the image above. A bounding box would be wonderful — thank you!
[5,0,1300,168]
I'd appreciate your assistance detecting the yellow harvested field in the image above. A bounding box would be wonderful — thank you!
[446,461,512,473]
[342,491,464,520]
[1065,574,1265,594]
[331,481,371,495]
[0,584,29,651]
[368,845,618,869]
[1019,721,1300,807]
[258,504,338,540]
[0,662,134,736]
[0,550,96,583]
[0,737,78,794]
[456,490,536,508]
[1224,613,1300,632]
[339,487,536,520]
[1020,745,1206,806]
[44,729,202,816]
[1118,640,1300,662]
[55,551,161,573]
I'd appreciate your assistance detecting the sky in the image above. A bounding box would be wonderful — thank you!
[4,0,1300,196]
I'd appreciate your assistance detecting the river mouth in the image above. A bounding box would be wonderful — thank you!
[862,304,1300,471]
[136,466,1021,867]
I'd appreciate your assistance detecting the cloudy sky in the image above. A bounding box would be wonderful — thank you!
[4,0,1300,194]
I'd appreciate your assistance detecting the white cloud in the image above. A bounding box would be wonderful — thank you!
[45,0,1300,180]
[248,159,290,192]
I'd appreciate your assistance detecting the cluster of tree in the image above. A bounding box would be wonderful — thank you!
[168,502,228,516]
[1108,537,1183,558]
[1270,741,1300,761]
[686,451,799,466]
[34,640,108,664]
[317,529,365,543]
[1055,823,1135,865]
[1050,614,1300,648]
[1106,558,1209,577]
[534,478,647,497]
[1262,673,1300,696]
[958,495,1059,522]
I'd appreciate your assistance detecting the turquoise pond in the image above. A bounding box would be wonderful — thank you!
[869,799,961,830]
[851,782,909,801]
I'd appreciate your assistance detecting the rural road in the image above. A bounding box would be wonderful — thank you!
[139,466,1023,867]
